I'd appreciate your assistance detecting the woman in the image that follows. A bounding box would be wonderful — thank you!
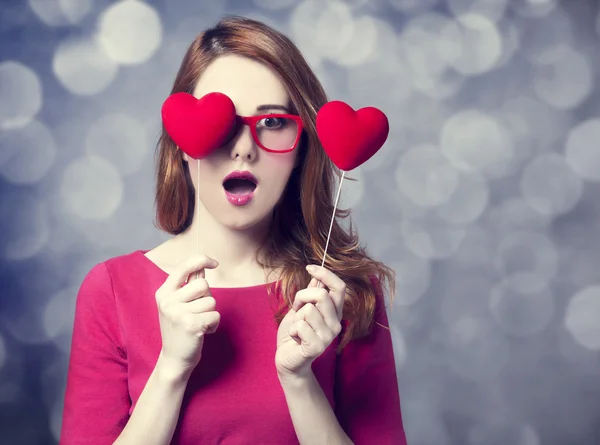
[60,16,406,445]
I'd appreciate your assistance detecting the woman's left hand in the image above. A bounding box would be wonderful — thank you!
[275,265,346,380]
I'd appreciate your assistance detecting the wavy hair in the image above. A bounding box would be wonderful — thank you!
[153,16,396,353]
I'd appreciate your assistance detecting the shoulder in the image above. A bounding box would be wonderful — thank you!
[78,249,150,298]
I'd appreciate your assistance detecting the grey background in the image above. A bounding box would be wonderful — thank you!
[1,0,599,444]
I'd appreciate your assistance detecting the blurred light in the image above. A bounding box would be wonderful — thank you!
[0,334,5,371]
[0,61,42,129]
[413,68,465,100]
[564,286,600,351]
[53,36,118,96]
[494,230,558,294]
[400,12,457,80]
[401,217,466,259]
[28,0,93,26]
[447,0,508,23]
[390,254,431,306]
[435,170,489,224]
[333,15,379,67]
[253,0,297,10]
[533,47,593,110]
[446,315,511,381]
[518,6,573,64]
[485,198,550,235]
[401,402,451,445]
[0,120,56,185]
[389,323,408,370]
[395,144,459,208]
[164,0,229,22]
[346,25,412,108]
[468,423,541,445]
[0,190,49,260]
[450,224,492,267]
[43,287,77,342]
[492,110,534,177]
[313,1,354,62]
[510,0,558,18]
[290,0,327,67]
[557,325,600,375]
[501,96,575,153]
[441,109,515,178]
[565,119,600,182]
[2,305,51,345]
[520,154,583,217]
[60,155,124,220]
[50,397,64,443]
[85,113,149,176]
[388,0,441,13]
[489,283,555,337]
[440,273,494,324]
[97,0,163,65]
[337,167,364,209]
[441,14,503,76]
[495,20,520,68]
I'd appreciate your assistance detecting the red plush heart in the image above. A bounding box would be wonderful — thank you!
[316,101,389,171]
[161,92,237,159]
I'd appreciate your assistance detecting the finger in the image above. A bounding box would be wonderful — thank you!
[307,277,319,288]
[295,292,340,335]
[165,255,219,290]
[305,265,345,317]
[292,320,324,356]
[292,287,328,311]
[182,295,216,313]
[175,278,211,303]
[295,303,334,343]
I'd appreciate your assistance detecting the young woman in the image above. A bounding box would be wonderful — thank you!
[60,16,406,445]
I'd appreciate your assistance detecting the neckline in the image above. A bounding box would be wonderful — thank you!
[136,249,280,291]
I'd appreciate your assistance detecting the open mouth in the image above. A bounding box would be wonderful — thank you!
[222,178,257,196]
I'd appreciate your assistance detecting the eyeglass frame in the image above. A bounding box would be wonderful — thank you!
[230,113,304,154]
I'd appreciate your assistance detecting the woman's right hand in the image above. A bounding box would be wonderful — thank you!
[155,254,220,377]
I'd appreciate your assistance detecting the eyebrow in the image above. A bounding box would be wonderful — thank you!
[256,104,290,113]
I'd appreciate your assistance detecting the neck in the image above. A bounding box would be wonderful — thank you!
[171,205,274,285]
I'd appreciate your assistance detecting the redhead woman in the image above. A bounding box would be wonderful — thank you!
[60,16,407,445]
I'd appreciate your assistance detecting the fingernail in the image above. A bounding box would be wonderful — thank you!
[306,265,316,272]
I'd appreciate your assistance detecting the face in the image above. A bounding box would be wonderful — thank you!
[184,55,300,232]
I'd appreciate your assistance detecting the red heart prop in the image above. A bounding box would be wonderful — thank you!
[161,92,237,159]
[316,101,389,171]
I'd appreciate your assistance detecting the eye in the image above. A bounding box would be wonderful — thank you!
[258,117,285,129]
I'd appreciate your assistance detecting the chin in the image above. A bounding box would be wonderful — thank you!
[219,209,273,232]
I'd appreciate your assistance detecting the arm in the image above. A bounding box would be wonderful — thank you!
[60,263,193,445]
[334,276,407,445]
[278,371,353,445]
[60,263,130,444]
[112,353,192,445]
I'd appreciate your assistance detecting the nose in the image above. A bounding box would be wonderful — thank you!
[229,124,257,161]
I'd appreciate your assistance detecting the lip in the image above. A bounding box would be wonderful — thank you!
[222,170,258,185]
[224,189,254,206]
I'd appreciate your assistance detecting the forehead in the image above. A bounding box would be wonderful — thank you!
[193,55,290,115]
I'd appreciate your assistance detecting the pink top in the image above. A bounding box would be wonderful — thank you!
[60,250,407,444]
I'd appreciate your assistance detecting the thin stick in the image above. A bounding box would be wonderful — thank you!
[316,171,345,289]
[315,170,391,332]
[195,159,200,281]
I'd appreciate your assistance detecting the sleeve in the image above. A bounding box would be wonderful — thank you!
[334,275,407,445]
[60,262,130,444]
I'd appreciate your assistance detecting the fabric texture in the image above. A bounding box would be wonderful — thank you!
[60,249,407,444]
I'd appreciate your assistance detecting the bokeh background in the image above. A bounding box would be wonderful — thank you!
[1,0,600,443]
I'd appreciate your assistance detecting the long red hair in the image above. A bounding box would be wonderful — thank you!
[153,16,396,353]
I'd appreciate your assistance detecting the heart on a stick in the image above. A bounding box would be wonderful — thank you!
[316,101,389,171]
[161,92,237,159]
